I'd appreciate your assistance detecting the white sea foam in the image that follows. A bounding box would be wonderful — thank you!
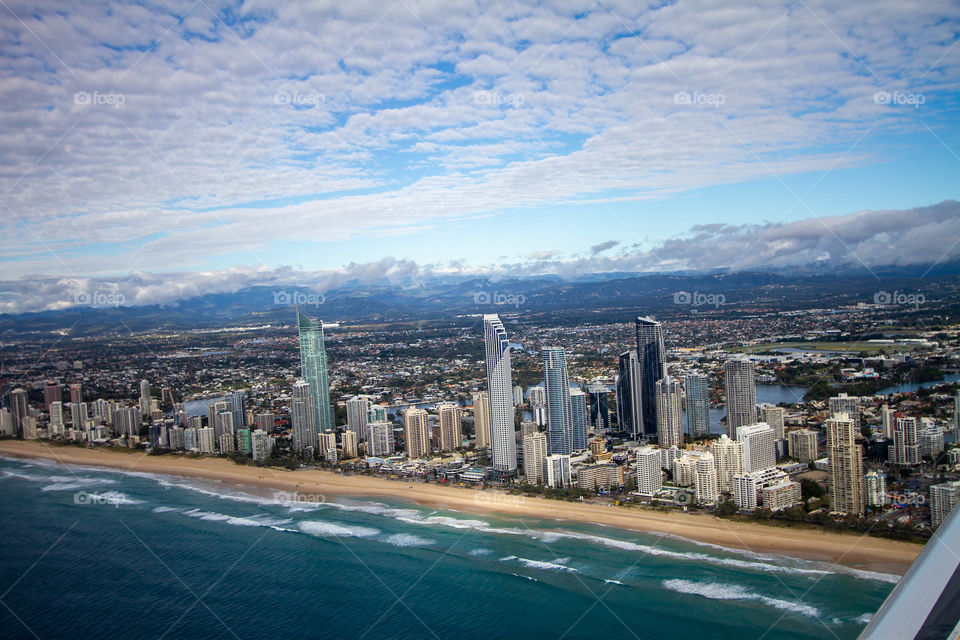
[152,506,179,513]
[383,533,435,547]
[663,579,821,618]
[604,579,624,585]
[500,555,577,573]
[298,521,380,538]
[469,548,493,557]
[511,573,538,582]
[182,509,292,528]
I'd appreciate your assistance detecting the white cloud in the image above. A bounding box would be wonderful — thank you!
[0,0,957,280]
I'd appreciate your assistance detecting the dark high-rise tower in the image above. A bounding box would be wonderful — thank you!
[616,350,642,437]
[635,316,665,438]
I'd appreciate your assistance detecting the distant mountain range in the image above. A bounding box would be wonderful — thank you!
[2,263,958,338]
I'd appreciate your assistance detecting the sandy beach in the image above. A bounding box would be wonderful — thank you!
[0,440,920,575]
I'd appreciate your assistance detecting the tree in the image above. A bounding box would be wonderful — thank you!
[800,478,825,500]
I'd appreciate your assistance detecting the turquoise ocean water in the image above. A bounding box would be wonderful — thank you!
[0,455,896,639]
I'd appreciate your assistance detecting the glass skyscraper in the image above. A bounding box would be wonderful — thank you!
[635,317,665,438]
[542,346,573,455]
[684,371,710,437]
[616,349,642,437]
[297,310,333,433]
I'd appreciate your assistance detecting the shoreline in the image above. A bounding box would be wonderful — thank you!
[0,440,920,575]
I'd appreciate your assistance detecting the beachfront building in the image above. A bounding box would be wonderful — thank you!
[827,413,865,516]
[367,422,395,457]
[291,379,317,454]
[865,471,887,508]
[737,423,775,473]
[403,407,430,460]
[197,427,216,453]
[437,402,463,452]
[471,391,490,449]
[341,430,358,459]
[298,310,333,432]
[733,467,794,511]
[578,464,622,492]
[251,429,269,461]
[709,434,743,493]
[543,347,574,455]
[694,452,720,505]
[759,481,802,512]
[545,454,572,488]
[522,432,548,485]
[346,396,371,442]
[484,314,517,477]
[636,446,663,496]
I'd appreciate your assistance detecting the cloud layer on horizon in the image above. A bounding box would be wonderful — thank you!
[2,201,957,314]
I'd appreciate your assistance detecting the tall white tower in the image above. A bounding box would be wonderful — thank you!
[484,314,517,476]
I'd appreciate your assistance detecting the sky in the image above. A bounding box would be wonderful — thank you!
[1,0,959,312]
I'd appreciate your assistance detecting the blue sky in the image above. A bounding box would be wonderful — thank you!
[0,0,958,311]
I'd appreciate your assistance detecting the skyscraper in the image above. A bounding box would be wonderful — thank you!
[542,347,573,455]
[635,317,665,438]
[736,422,775,473]
[954,390,960,441]
[522,431,548,485]
[471,391,490,449]
[569,388,588,451]
[616,350,642,437]
[297,310,333,433]
[367,422,395,457]
[761,405,785,440]
[587,383,609,432]
[930,481,960,529]
[827,412,865,516]
[881,405,895,440]
[889,416,920,466]
[709,434,743,493]
[43,381,61,410]
[230,390,246,428]
[694,452,720,505]
[10,388,28,437]
[290,379,317,453]
[829,393,860,431]
[684,371,710,438]
[655,375,683,448]
[724,359,756,436]
[483,315,517,476]
[403,407,430,459]
[788,429,818,463]
[139,379,151,417]
[346,396,371,441]
[437,402,463,452]
[69,383,83,405]
[635,446,663,495]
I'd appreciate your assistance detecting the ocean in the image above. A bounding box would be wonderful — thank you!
[0,455,895,640]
